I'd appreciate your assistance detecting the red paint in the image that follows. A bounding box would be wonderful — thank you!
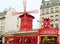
[38,28,58,35]
[38,18,59,44]
[4,16,59,44]
[12,0,37,31]
[5,36,37,44]
[44,18,50,28]
[38,18,58,35]
[19,13,34,31]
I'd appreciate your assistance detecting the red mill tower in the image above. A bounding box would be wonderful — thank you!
[12,0,37,31]
[19,13,34,31]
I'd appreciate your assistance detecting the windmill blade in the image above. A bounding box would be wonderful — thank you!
[12,12,23,16]
[27,9,38,13]
[23,0,27,13]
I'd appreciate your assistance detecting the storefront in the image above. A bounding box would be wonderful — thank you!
[3,31,38,44]
[38,28,59,44]
[3,28,59,44]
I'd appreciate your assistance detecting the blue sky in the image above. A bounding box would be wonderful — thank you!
[0,0,48,30]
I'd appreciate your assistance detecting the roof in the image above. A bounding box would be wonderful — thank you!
[0,11,7,17]
[3,29,38,37]
[19,13,35,19]
[41,0,60,9]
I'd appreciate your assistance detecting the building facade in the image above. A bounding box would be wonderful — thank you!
[4,7,19,33]
[40,0,60,43]
[0,10,6,43]
[40,0,60,28]
[2,0,60,44]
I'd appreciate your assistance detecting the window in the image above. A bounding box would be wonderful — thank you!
[0,26,4,30]
[42,3,46,7]
[51,8,54,13]
[55,23,58,28]
[42,10,45,15]
[55,15,59,21]
[46,9,49,14]
[55,7,59,12]
[50,16,54,21]
[51,24,53,28]
[43,3,45,6]
[42,17,44,22]
[17,25,19,27]
[41,25,43,28]
[47,2,50,6]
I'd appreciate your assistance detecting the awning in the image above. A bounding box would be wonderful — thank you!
[38,28,58,35]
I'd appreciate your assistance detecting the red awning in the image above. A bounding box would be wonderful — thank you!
[38,28,58,35]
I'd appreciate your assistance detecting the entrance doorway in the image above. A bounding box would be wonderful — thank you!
[41,36,57,44]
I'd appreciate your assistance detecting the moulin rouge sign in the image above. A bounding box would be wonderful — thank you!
[38,18,58,35]
[38,28,58,35]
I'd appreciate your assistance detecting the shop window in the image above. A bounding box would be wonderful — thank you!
[41,36,57,44]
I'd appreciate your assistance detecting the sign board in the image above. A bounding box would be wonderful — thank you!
[38,28,58,35]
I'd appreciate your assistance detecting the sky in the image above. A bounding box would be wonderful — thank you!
[0,0,48,32]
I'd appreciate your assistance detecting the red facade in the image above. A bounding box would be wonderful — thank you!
[5,36,37,44]
[3,18,59,44]
[19,13,34,31]
[38,18,59,44]
[38,28,58,35]
[44,18,50,28]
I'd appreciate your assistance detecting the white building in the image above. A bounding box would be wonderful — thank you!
[0,11,6,36]
[2,7,21,43]
[0,7,21,36]
[40,0,60,28]
[4,7,20,33]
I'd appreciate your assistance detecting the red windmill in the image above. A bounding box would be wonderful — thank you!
[12,0,38,31]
